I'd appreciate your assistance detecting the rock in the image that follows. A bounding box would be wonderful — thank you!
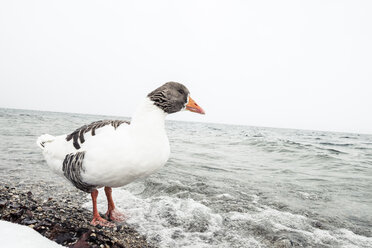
[22,218,38,225]
[9,202,20,209]
[25,210,33,218]
[72,231,91,248]
[0,199,7,208]
[55,232,73,244]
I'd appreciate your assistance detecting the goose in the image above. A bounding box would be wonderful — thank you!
[36,82,205,226]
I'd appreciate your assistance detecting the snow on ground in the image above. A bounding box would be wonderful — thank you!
[0,220,64,248]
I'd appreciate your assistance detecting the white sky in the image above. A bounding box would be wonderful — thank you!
[0,1,371,134]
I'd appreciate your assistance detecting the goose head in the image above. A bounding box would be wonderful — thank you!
[147,82,205,115]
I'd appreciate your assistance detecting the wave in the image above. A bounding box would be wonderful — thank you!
[243,137,351,157]
[319,142,354,147]
[83,186,372,248]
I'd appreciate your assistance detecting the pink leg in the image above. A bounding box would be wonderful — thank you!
[104,187,126,222]
[90,189,115,227]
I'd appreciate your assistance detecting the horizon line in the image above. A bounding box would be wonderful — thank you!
[1,106,371,136]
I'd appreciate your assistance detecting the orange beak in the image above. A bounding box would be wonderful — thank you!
[186,96,205,114]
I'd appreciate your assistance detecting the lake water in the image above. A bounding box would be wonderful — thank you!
[1,108,371,247]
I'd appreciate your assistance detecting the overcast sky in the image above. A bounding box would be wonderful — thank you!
[1,1,371,134]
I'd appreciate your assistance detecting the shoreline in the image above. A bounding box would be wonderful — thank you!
[0,185,154,248]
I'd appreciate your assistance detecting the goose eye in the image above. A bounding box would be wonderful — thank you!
[178,89,184,95]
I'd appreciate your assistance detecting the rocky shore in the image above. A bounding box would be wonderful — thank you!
[0,185,154,248]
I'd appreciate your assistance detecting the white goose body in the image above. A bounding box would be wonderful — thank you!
[39,98,170,188]
[36,82,205,226]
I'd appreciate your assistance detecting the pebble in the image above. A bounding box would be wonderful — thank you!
[0,199,7,207]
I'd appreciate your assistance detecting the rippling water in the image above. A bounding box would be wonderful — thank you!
[1,108,372,247]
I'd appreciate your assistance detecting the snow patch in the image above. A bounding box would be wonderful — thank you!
[0,220,64,248]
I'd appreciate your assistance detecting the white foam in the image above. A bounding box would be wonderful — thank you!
[83,185,263,247]
[83,186,372,248]
[215,193,234,199]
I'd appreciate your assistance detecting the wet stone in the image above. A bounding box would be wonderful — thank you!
[55,232,74,243]
[22,218,38,225]
[9,202,20,209]
[0,199,7,208]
